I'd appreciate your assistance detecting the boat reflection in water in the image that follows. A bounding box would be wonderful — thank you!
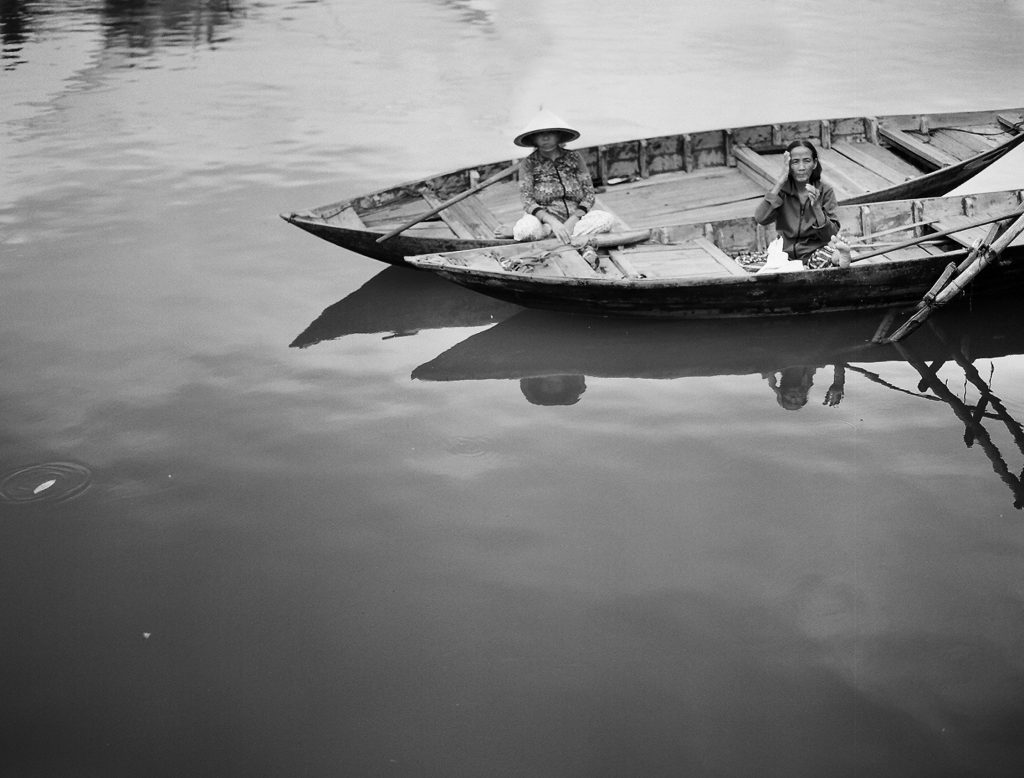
[290,266,522,347]
[414,297,1024,507]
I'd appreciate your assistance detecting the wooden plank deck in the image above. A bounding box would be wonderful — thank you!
[329,206,367,229]
[611,243,746,279]
[830,141,911,186]
[934,214,1024,250]
[691,236,749,276]
[922,128,992,160]
[422,192,502,239]
[817,146,897,192]
[597,167,763,228]
[833,140,923,181]
[878,126,959,170]
[930,127,999,156]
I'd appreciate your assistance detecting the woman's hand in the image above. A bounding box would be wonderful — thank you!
[563,215,581,241]
[823,384,844,406]
[805,184,821,206]
[545,213,572,243]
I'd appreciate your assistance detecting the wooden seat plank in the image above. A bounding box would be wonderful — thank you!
[877,126,959,170]
[997,113,1024,134]
[733,144,777,189]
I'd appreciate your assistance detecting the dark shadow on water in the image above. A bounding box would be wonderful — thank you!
[414,296,1024,507]
[290,265,523,347]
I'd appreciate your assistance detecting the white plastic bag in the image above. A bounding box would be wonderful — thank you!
[756,237,804,274]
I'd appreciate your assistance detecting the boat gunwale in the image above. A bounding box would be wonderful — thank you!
[408,250,976,290]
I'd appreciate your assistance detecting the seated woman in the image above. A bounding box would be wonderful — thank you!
[507,109,614,245]
[754,139,840,266]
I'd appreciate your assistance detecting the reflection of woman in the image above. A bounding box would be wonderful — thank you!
[754,139,840,264]
[508,109,613,245]
[519,374,587,406]
[765,365,846,410]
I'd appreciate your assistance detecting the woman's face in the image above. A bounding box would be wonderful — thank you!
[533,131,561,153]
[789,146,816,184]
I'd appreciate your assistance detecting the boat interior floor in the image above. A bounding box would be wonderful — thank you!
[351,123,1014,241]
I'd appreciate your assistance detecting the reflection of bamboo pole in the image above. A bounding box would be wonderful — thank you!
[846,364,1002,420]
[892,340,1024,509]
[925,319,1024,454]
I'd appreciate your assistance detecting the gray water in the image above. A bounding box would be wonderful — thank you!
[4,1,1024,775]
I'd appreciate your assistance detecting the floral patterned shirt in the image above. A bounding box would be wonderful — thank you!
[519,148,596,222]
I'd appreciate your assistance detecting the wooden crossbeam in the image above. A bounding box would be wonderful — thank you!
[733,145,777,189]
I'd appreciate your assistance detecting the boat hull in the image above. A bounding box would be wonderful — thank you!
[423,250,1024,319]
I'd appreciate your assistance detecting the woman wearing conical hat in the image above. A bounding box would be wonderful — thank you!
[508,109,614,246]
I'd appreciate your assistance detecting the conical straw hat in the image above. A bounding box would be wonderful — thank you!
[513,109,581,147]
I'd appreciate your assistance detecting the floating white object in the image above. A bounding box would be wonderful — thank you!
[33,479,57,494]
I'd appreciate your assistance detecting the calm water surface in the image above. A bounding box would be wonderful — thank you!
[4,1,1024,775]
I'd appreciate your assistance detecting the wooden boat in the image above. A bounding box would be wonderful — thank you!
[282,107,1024,266]
[406,188,1024,319]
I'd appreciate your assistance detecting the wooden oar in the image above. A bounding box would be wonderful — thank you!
[850,207,1024,263]
[376,160,522,243]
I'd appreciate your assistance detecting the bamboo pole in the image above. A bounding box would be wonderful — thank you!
[846,218,940,245]
[375,160,522,243]
[930,210,1024,305]
[886,207,1024,341]
[850,207,1024,263]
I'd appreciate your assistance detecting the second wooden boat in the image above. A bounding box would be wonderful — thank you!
[406,189,1024,319]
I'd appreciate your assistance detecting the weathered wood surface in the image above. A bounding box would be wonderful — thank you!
[421,192,501,239]
[877,126,959,170]
[283,107,1024,267]
[405,189,1024,320]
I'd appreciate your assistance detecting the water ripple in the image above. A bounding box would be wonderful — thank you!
[0,462,92,504]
